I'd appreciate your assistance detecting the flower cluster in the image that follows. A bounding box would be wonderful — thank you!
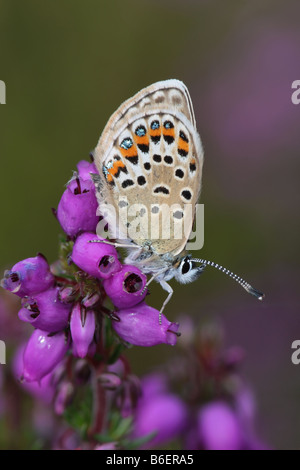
[1,159,180,386]
[130,321,269,450]
[0,158,182,447]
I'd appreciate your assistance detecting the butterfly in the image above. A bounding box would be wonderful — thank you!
[92,80,264,319]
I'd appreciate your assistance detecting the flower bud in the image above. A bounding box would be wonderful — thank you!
[111,302,180,347]
[58,285,79,303]
[103,265,147,309]
[98,372,122,390]
[57,177,99,237]
[71,232,122,279]
[22,329,70,382]
[82,291,101,308]
[70,303,95,358]
[1,254,54,298]
[18,287,71,332]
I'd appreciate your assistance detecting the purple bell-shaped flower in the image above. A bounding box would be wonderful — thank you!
[22,329,70,382]
[56,176,99,237]
[18,286,71,332]
[103,265,147,309]
[197,401,244,450]
[1,254,54,298]
[111,301,180,347]
[71,232,122,279]
[70,303,96,358]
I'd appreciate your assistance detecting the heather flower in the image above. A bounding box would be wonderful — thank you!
[70,303,95,358]
[103,265,147,309]
[133,376,188,448]
[111,302,180,346]
[22,329,70,382]
[71,231,122,279]
[77,159,97,181]
[1,254,54,298]
[56,176,99,237]
[197,401,243,450]
[13,344,56,404]
[18,286,71,332]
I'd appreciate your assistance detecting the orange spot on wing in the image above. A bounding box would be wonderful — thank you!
[134,134,149,146]
[149,127,161,137]
[178,138,189,153]
[117,160,126,169]
[120,145,138,158]
[108,160,126,177]
[163,128,175,137]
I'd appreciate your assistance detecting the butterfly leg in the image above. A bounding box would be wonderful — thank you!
[158,280,174,324]
[140,268,169,296]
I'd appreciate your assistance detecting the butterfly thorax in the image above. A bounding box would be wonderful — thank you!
[124,243,185,281]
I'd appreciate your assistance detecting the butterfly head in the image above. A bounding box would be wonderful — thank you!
[172,254,264,301]
[174,255,205,284]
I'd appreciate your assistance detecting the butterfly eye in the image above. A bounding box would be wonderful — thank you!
[181,258,192,275]
[175,257,203,284]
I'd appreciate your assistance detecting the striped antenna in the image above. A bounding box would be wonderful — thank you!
[190,258,264,301]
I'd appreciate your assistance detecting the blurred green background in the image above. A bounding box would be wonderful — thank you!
[0,0,300,449]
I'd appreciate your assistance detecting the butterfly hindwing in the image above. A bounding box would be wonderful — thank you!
[94,80,203,255]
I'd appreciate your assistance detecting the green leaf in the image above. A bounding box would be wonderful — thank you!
[64,387,93,437]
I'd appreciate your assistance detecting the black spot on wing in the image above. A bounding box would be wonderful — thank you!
[122,179,134,189]
[175,168,184,179]
[164,155,173,165]
[154,186,169,195]
[137,175,146,186]
[153,154,162,163]
[137,143,149,153]
[181,189,192,201]
[125,155,138,165]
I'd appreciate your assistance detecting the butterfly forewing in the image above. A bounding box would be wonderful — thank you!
[94,80,203,256]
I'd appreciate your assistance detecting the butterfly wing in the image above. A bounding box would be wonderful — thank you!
[93,79,204,256]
